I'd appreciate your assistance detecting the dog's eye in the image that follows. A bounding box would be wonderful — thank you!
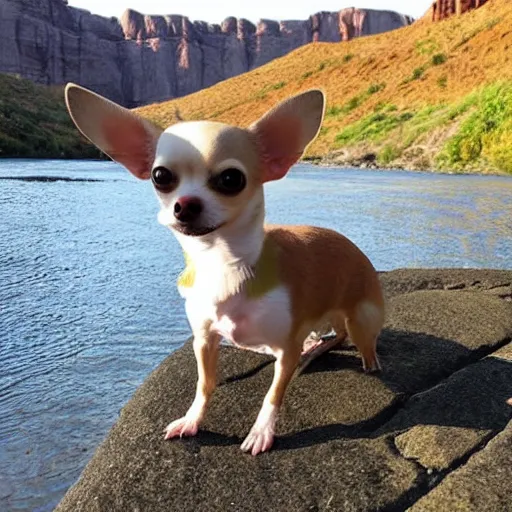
[210,168,246,196]
[151,167,178,192]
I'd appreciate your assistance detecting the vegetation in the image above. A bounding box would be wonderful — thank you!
[136,0,512,174]
[0,74,99,159]
[438,82,512,172]
[432,53,447,65]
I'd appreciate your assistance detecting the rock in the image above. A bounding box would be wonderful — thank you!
[221,16,237,35]
[409,420,512,511]
[385,341,512,469]
[55,269,512,511]
[432,0,489,21]
[0,0,413,107]
[379,268,512,298]
[395,426,491,470]
[310,11,342,42]
[120,8,144,39]
[339,8,367,41]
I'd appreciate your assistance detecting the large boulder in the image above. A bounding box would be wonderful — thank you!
[56,269,512,511]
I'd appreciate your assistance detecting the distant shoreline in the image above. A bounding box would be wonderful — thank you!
[304,158,510,176]
[1,155,510,177]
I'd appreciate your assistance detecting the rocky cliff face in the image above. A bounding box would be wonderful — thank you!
[0,0,413,106]
[432,0,489,21]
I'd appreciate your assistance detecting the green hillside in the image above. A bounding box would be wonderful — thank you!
[0,74,99,159]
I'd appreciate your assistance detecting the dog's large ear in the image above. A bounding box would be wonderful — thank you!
[65,84,163,180]
[249,89,325,183]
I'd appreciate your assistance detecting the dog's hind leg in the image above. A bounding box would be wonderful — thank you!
[297,311,348,373]
[345,302,383,372]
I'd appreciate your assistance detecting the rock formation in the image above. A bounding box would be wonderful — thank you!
[55,268,512,512]
[0,0,413,107]
[432,0,489,21]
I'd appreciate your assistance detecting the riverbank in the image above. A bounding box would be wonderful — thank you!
[55,268,512,512]
[3,152,511,176]
[305,156,511,175]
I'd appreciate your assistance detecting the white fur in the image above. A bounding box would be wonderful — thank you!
[175,190,266,302]
[240,400,278,455]
[211,286,292,356]
[153,123,250,237]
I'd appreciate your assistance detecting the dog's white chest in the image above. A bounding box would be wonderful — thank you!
[185,285,292,356]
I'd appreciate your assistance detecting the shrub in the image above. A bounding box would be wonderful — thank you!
[432,53,447,65]
[255,81,286,98]
[378,144,401,165]
[415,38,439,56]
[0,73,97,158]
[326,105,342,117]
[439,82,512,172]
[271,81,286,90]
[345,96,362,112]
[367,83,386,95]
[412,67,425,80]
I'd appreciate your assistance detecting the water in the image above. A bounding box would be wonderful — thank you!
[0,160,511,511]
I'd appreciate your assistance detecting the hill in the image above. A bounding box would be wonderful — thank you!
[0,74,100,159]
[137,0,512,174]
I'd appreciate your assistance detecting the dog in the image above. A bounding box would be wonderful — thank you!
[65,84,384,456]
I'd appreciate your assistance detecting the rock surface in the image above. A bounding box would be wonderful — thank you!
[0,0,413,107]
[432,0,489,21]
[55,268,512,511]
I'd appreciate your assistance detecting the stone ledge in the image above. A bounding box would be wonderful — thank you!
[409,420,512,512]
[56,269,512,512]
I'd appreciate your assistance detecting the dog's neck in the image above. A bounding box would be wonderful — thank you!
[174,194,266,301]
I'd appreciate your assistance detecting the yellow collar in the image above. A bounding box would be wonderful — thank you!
[177,236,280,299]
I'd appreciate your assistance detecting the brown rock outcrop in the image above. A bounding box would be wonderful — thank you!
[432,0,489,21]
[0,0,413,107]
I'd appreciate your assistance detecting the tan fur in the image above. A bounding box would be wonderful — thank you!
[263,225,384,406]
[266,225,384,332]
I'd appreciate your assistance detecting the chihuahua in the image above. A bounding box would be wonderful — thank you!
[65,84,384,456]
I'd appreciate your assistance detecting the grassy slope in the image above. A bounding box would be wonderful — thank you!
[0,74,99,159]
[138,0,512,174]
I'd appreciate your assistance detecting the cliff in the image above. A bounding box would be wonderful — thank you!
[0,0,413,107]
[55,269,512,512]
[432,0,489,21]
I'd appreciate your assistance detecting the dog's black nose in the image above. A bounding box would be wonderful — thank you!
[174,196,203,223]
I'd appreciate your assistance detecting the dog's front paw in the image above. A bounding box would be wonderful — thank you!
[164,416,200,440]
[240,424,275,456]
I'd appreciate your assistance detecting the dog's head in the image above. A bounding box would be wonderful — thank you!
[65,85,325,239]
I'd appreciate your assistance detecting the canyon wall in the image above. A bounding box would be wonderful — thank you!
[0,0,413,106]
[432,0,489,21]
